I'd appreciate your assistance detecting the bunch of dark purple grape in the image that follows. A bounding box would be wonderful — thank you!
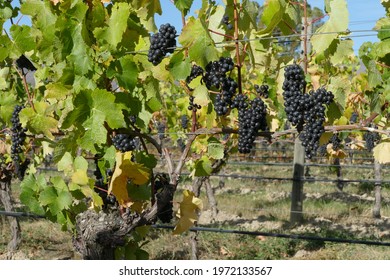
[283,64,334,158]
[10,105,28,179]
[364,130,380,152]
[255,84,269,98]
[188,96,201,112]
[221,15,233,30]
[148,23,177,66]
[112,134,137,152]
[186,64,204,84]
[203,57,234,89]
[232,94,268,154]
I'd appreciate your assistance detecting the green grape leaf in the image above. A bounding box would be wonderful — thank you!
[45,83,72,100]
[20,175,46,215]
[311,0,349,54]
[193,84,210,107]
[94,2,131,49]
[146,96,162,112]
[136,151,157,169]
[0,35,12,61]
[63,89,125,152]
[10,25,36,53]
[20,0,57,29]
[0,90,17,125]
[328,76,350,110]
[207,137,224,160]
[329,39,354,65]
[67,22,93,76]
[193,155,213,177]
[179,17,219,68]
[258,0,287,35]
[39,186,57,206]
[174,0,194,16]
[366,60,383,88]
[19,101,58,139]
[169,52,191,80]
[117,55,138,92]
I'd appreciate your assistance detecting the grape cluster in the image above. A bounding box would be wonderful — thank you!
[188,96,201,112]
[203,57,234,89]
[186,64,204,84]
[10,105,28,180]
[157,122,166,140]
[148,23,177,66]
[112,134,137,152]
[283,64,334,158]
[350,112,358,124]
[282,64,307,129]
[255,84,269,98]
[180,115,188,129]
[364,131,380,152]
[318,144,327,156]
[129,115,137,125]
[298,88,334,158]
[330,134,342,150]
[232,94,268,153]
[221,15,233,30]
[155,174,173,223]
[214,77,238,116]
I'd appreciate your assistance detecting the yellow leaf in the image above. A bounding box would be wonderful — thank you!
[108,152,150,207]
[173,190,203,235]
[326,144,347,159]
[71,169,89,185]
[373,142,390,164]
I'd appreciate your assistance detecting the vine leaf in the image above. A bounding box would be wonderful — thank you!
[94,2,131,49]
[192,155,213,177]
[257,0,287,35]
[19,101,59,139]
[174,0,194,16]
[207,137,224,160]
[373,142,390,164]
[311,0,349,54]
[179,17,219,68]
[63,89,126,152]
[108,152,150,207]
[173,190,203,235]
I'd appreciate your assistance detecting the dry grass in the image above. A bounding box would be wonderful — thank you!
[2,147,390,259]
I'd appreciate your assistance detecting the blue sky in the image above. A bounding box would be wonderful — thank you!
[4,0,386,53]
[155,0,386,53]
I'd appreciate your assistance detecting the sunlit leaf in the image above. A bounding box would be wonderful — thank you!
[373,142,390,164]
[173,190,203,235]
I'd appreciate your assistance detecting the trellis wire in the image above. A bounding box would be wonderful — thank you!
[152,224,390,247]
[1,210,389,248]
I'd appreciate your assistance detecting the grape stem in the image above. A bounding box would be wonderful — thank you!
[208,29,235,40]
[233,0,243,95]
[14,66,36,112]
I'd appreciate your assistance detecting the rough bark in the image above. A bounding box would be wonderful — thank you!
[73,185,174,259]
[0,172,21,259]
[205,178,218,221]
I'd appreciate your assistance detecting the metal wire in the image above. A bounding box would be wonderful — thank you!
[152,224,390,247]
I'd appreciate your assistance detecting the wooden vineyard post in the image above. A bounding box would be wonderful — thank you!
[290,137,305,224]
[373,160,382,218]
[290,9,311,224]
